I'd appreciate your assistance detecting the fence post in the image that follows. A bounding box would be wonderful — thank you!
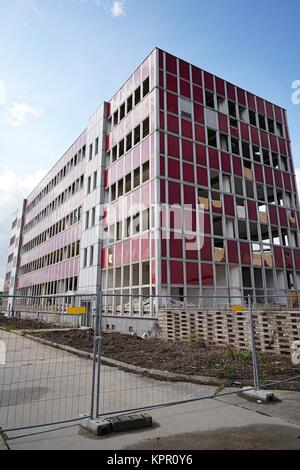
[248,294,260,390]
[95,290,103,418]
[90,290,102,420]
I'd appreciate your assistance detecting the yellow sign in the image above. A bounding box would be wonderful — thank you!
[231,305,246,313]
[66,306,87,315]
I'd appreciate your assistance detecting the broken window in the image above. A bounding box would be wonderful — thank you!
[228,101,237,118]
[210,169,220,190]
[249,110,257,126]
[242,141,250,159]
[253,146,261,162]
[220,133,228,151]
[205,90,215,109]
[268,118,275,134]
[132,213,140,234]
[207,129,217,148]
[272,152,279,169]
[234,177,244,196]
[217,96,227,113]
[287,272,295,290]
[231,137,240,155]
[213,215,223,237]
[258,114,266,130]
[126,217,131,237]
[276,122,284,138]
[280,155,288,172]
[238,219,248,240]
[239,105,248,122]
[262,149,270,166]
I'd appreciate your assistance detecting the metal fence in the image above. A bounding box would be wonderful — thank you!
[0,292,300,434]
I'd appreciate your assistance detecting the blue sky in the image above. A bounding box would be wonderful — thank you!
[0,0,299,287]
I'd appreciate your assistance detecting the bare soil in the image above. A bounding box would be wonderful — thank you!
[0,314,65,330]
[31,329,300,384]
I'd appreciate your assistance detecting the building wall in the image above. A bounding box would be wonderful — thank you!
[3,47,300,319]
[157,49,300,305]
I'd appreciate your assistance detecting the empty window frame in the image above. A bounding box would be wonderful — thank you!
[205,90,215,109]
[258,114,266,130]
[231,137,240,155]
[207,129,217,148]
[268,118,275,134]
[249,110,257,126]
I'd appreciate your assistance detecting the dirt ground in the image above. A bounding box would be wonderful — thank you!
[30,328,300,384]
[0,314,65,330]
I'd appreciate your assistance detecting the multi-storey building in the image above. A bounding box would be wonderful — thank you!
[3,48,300,331]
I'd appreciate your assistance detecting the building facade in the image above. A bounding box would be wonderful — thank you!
[3,48,300,328]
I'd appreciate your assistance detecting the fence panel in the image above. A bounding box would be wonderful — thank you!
[0,294,96,432]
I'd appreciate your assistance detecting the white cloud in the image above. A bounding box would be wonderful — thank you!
[3,102,44,128]
[109,1,125,17]
[33,5,42,16]
[0,80,7,105]
[94,0,126,17]
[0,168,48,290]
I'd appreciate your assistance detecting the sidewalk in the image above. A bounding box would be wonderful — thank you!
[2,389,300,450]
